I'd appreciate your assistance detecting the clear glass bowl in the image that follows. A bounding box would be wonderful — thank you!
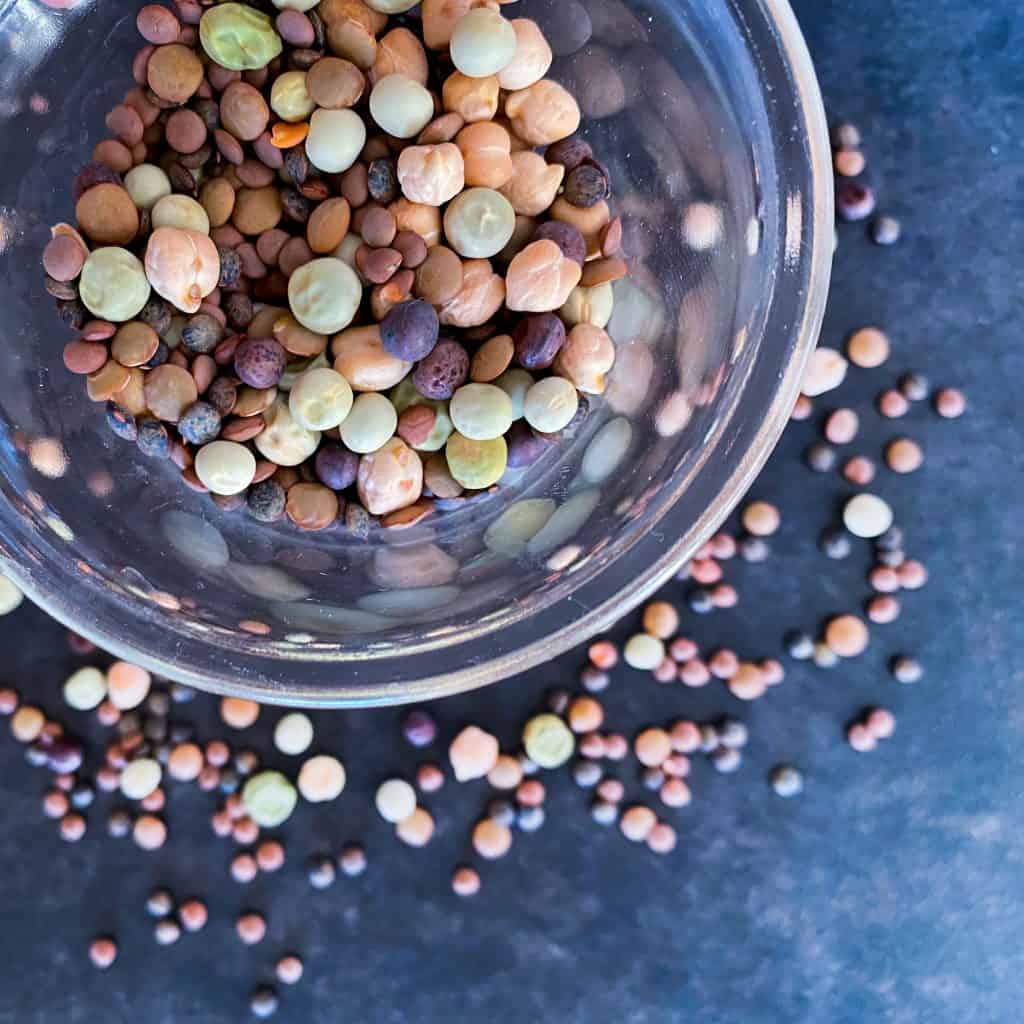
[0,0,831,705]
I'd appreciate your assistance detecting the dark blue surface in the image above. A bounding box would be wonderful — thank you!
[1,2,1023,1022]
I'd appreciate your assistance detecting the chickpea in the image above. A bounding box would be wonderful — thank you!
[504,79,580,146]
[456,122,513,189]
[554,323,616,394]
[438,259,505,327]
[370,27,428,85]
[397,143,465,207]
[497,151,563,217]
[442,71,499,123]
[421,0,486,50]
[497,19,552,91]
[505,239,581,313]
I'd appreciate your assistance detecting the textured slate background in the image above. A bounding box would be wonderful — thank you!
[1,0,1022,1021]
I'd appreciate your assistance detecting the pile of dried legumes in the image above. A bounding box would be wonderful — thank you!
[45,0,625,531]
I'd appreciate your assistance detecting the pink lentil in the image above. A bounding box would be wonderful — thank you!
[679,659,711,687]
[668,637,698,663]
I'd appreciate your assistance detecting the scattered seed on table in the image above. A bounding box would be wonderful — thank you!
[297,755,346,803]
[603,734,628,761]
[486,798,517,827]
[523,714,575,768]
[837,182,876,221]
[619,805,657,842]
[801,347,848,396]
[233,815,259,845]
[623,634,665,671]
[515,779,545,807]
[133,814,167,850]
[877,389,910,418]
[545,689,570,716]
[819,527,852,560]
[668,638,697,664]
[791,394,813,420]
[833,148,865,177]
[10,706,45,743]
[934,387,966,419]
[711,583,739,609]
[89,936,118,970]
[63,666,107,711]
[898,559,928,589]
[642,600,679,640]
[897,372,928,402]
[846,326,890,368]
[579,666,609,692]
[813,642,839,669]
[871,215,901,245]
[709,649,739,680]
[890,655,923,685]
[867,595,901,624]
[742,501,781,537]
[739,536,770,562]
[43,790,69,819]
[375,779,417,824]
[688,589,714,615]
[401,709,437,748]
[0,688,18,715]
[416,762,445,793]
[452,866,481,897]
[866,707,896,739]
[154,918,181,946]
[220,697,260,730]
[843,493,893,538]
[473,819,513,860]
[121,758,162,800]
[449,725,499,782]
[712,746,743,773]
[168,742,203,782]
[256,840,285,873]
[633,728,672,768]
[591,799,619,826]
[396,807,435,847]
[339,843,367,877]
[250,986,279,1019]
[273,712,313,756]
[824,409,859,445]
[769,764,803,797]
[276,955,304,986]
[728,663,767,701]
[588,640,618,670]
[805,442,836,472]
[641,767,665,791]
[236,912,267,945]
[785,630,814,660]
[179,899,208,932]
[667,720,700,754]
[107,809,132,838]
[885,437,923,474]
[646,822,677,855]
[242,771,297,828]
[678,658,710,688]
[571,759,601,789]
[717,719,749,749]
[825,615,870,656]
[146,889,175,921]
[517,805,546,832]
[843,455,876,485]
[106,662,151,710]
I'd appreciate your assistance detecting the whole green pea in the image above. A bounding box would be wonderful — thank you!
[200,3,282,72]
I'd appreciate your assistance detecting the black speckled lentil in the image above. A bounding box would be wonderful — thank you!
[563,162,610,208]
[698,724,719,753]
[223,291,254,331]
[641,766,665,790]
[338,842,367,877]
[106,402,138,441]
[819,527,852,560]
[486,798,517,827]
[875,526,904,552]
[591,799,618,825]
[367,159,398,204]
[546,688,570,715]
[877,549,905,568]
[899,372,929,401]
[769,763,803,797]
[169,722,194,744]
[284,147,309,186]
[178,401,221,445]
[136,418,171,459]
[140,297,173,337]
[56,299,86,330]
[805,442,836,473]
[836,181,876,222]
[170,683,195,704]
[167,160,197,196]
[144,716,168,743]
[215,248,242,291]
[711,746,742,773]
[891,655,923,684]
[307,854,336,889]
[572,760,602,788]
[545,136,593,171]
[739,536,770,563]
[281,188,311,223]
[785,630,814,660]
[250,985,279,1019]
[146,887,174,917]
[235,749,260,775]
[516,805,545,832]
[717,719,749,749]
[247,480,287,523]
[688,588,714,614]
[871,215,901,246]
[142,341,169,370]
[218,769,241,794]
[580,665,609,693]
[107,808,132,838]
[146,690,170,716]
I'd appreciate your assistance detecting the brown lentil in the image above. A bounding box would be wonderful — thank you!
[934,387,966,418]
[885,437,923,473]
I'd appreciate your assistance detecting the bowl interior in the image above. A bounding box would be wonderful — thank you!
[0,0,830,704]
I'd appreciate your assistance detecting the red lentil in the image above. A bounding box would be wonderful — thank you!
[934,388,966,418]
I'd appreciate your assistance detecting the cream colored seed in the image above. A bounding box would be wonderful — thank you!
[450,9,516,78]
[120,758,162,800]
[151,194,210,235]
[801,347,848,397]
[288,257,361,334]
[255,399,321,466]
[79,247,151,322]
[523,376,578,433]
[560,282,614,328]
[369,74,434,138]
[339,392,397,454]
[396,806,435,847]
[450,383,513,440]
[375,778,417,823]
[624,633,664,670]
[397,143,465,207]
[194,440,257,495]
[843,493,893,538]
[63,667,107,711]
[497,18,552,91]
[443,187,516,259]
[289,367,353,431]
[124,164,172,209]
[306,108,366,173]
[273,712,314,755]
[522,713,575,769]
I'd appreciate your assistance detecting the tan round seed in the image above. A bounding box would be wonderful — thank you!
[472,818,512,859]
[885,437,923,473]
[297,755,346,802]
[825,615,870,657]
[846,326,890,368]
[742,500,780,537]
[396,806,434,847]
